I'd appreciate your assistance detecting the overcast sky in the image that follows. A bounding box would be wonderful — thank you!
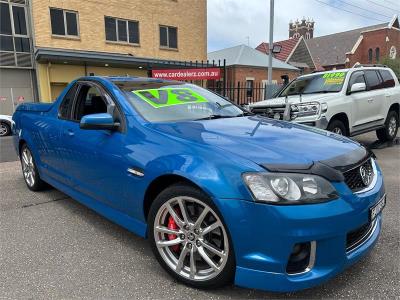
[207,0,400,52]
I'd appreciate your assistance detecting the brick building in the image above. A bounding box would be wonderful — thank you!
[346,16,399,67]
[31,0,207,102]
[256,15,399,72]
[208,44,299,102]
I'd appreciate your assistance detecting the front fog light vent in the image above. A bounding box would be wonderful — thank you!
[286,241,316,275]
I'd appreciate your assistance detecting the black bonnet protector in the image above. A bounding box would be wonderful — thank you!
[262,147,373,182]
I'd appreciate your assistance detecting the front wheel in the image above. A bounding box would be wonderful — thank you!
[327,119,347,136]
[376,110,398,142]
[148,183,235,289]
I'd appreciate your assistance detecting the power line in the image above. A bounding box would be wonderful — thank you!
[336,0,392,19]
[313,0,388,23]
[365,0,400,14]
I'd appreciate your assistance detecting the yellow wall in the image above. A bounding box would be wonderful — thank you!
[32,0,207,62]
[38,63,148,101]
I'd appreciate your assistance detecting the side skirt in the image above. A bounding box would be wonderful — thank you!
[41,173,148,238]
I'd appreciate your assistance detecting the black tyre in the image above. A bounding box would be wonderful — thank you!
[148,183,235,289]
[0,122,11,137]
[327,119,347,136]
[376,110,398,142]
[20,144,47,191]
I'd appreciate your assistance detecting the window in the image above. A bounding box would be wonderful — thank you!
[379,70,395,88]
[375,47,380,62]
[0,2,31,66]
[368,48,373,63]
[74,85,108,121]
[12,6,27,35]
[59,84,78,119]
[364,70,382,91]
[347,71,366,93]
[246,80,254,97]
[0,3,12,35]
[104,16,139,44]
[159,25,177,49]
[50,8,79,37]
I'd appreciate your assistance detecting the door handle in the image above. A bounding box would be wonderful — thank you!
[367,98,373,103]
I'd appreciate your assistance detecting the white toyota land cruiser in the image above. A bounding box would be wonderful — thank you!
[250,65,399,142]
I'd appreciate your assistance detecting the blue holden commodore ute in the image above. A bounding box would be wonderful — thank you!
[12,76,385,292]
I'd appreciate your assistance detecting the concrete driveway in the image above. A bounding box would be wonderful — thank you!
[0,133,398,299]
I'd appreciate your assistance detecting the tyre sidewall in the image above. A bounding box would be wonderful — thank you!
[386,111,398,140]
[148,183,236,289]
[328,120,347,136]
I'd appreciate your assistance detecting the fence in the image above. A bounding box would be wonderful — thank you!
[207,81,283,105]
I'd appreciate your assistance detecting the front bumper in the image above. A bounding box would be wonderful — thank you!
[296,116,329,130]
[215,169,385,292]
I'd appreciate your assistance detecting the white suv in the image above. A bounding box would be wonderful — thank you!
[250,66,400,142]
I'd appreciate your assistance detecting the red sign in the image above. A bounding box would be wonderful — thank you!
[0,96,6,101]
[17,96,24,102]
[152,68,221,80]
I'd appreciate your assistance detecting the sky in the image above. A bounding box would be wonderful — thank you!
[207,0,400,52]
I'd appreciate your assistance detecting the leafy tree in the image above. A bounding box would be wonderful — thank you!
[381,57,400,79]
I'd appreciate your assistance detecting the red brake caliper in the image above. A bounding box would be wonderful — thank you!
[167,213,180,252]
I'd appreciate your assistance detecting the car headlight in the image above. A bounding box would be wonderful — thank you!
[242,172,338,204]
[291,102,320,118]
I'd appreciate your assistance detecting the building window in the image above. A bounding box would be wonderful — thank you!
[305,32,310,39]
[159,25,177,49]
[104,16,139,44]
[50,8,79,37]
[368,48,373,63]
[246,80,254,97]
[0,1,31,67]
[375,47,380,62]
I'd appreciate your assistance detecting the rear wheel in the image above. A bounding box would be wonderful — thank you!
[376,110,398,142]
[148,183,235,289]
[327,119,347,136]
[20,144,47,191]
[0,122,11,137]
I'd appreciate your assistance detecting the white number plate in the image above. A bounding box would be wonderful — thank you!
[369,195,386,221]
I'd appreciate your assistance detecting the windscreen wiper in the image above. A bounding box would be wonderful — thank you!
[195,115,238,121]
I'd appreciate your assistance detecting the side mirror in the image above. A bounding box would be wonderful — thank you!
[350,82,366,94]
[80,113,119,130]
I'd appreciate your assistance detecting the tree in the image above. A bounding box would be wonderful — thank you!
[382,57,400,79]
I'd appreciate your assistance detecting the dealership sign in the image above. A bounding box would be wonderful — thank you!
[152,68,221,80]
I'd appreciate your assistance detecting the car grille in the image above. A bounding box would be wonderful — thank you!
[343,159,374,192]
[251,105,286,120]
[346,219,376,252]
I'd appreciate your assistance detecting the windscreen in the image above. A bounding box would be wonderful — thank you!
[279,71,347,96]
[120,82,245,122]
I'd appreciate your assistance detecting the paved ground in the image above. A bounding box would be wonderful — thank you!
[0,133,399,299]
[0,136,17,163]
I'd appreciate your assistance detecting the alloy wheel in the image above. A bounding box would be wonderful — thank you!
[333,127,343,135]
[0,123,8,136]
[21,148,35,187]
[154,196,229,281]
[388,116,397,137]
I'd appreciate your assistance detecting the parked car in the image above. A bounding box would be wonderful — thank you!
[250,65,399,141]
[12,76,385,292]
[0,114,13,136]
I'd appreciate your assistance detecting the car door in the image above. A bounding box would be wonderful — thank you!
[363,70,385,124]
[348,70,382,130]
[61,81,130,211]
[37,83,78,186]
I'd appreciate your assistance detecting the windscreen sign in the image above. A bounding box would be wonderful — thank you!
[152,68,221,80]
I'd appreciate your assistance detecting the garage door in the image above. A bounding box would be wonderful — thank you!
[0,69,34,115]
